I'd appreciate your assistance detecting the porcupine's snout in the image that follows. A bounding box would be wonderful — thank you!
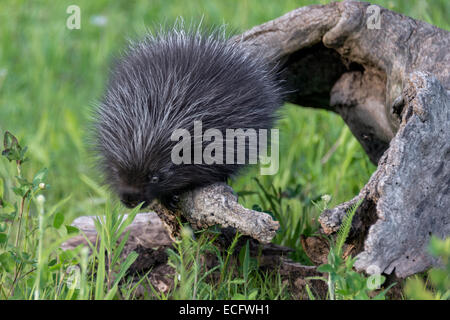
[118,185,152,209]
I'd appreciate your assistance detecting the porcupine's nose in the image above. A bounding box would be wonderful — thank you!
[120,192,149,209]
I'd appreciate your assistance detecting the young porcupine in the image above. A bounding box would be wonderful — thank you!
[93,27,284,209]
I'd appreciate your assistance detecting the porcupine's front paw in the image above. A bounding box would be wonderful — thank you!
[160,194,181,210]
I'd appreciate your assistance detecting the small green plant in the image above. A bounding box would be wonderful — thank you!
[0,131,141,300]
[82,201,141,299]
[0,131,52,298]
[404,236,450,300]
[248,178,319,263]
[309,199,394,300]
[159,226,289,300]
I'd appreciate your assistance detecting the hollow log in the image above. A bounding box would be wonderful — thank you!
[235,0,450,278]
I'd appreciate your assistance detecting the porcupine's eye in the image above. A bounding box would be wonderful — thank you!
[149,176,159,184]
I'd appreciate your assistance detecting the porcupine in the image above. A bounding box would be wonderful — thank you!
[93,26,284,209]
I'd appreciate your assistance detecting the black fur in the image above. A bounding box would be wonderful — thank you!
[93,27,284,208]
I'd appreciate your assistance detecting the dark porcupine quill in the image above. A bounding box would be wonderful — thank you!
[93,27,284,209]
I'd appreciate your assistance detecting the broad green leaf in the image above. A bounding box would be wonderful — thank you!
[32,168,48,185]
[248,289,258,300]
[65,225,79,235]
[2,131,24,162]
[13,185,29,197]
[0,252,15,272]
[317,264,334,273]
[53,212,65,229]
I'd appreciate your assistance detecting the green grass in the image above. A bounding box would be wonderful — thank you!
[0,0,448,300]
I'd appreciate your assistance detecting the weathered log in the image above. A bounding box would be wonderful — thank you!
[321,72,450,277]
[235,0,449,277]
[237,1,449,163]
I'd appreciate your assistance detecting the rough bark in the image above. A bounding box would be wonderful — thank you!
[320,72,450,277]
[237,0,449,163]
[148,183,279,244]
